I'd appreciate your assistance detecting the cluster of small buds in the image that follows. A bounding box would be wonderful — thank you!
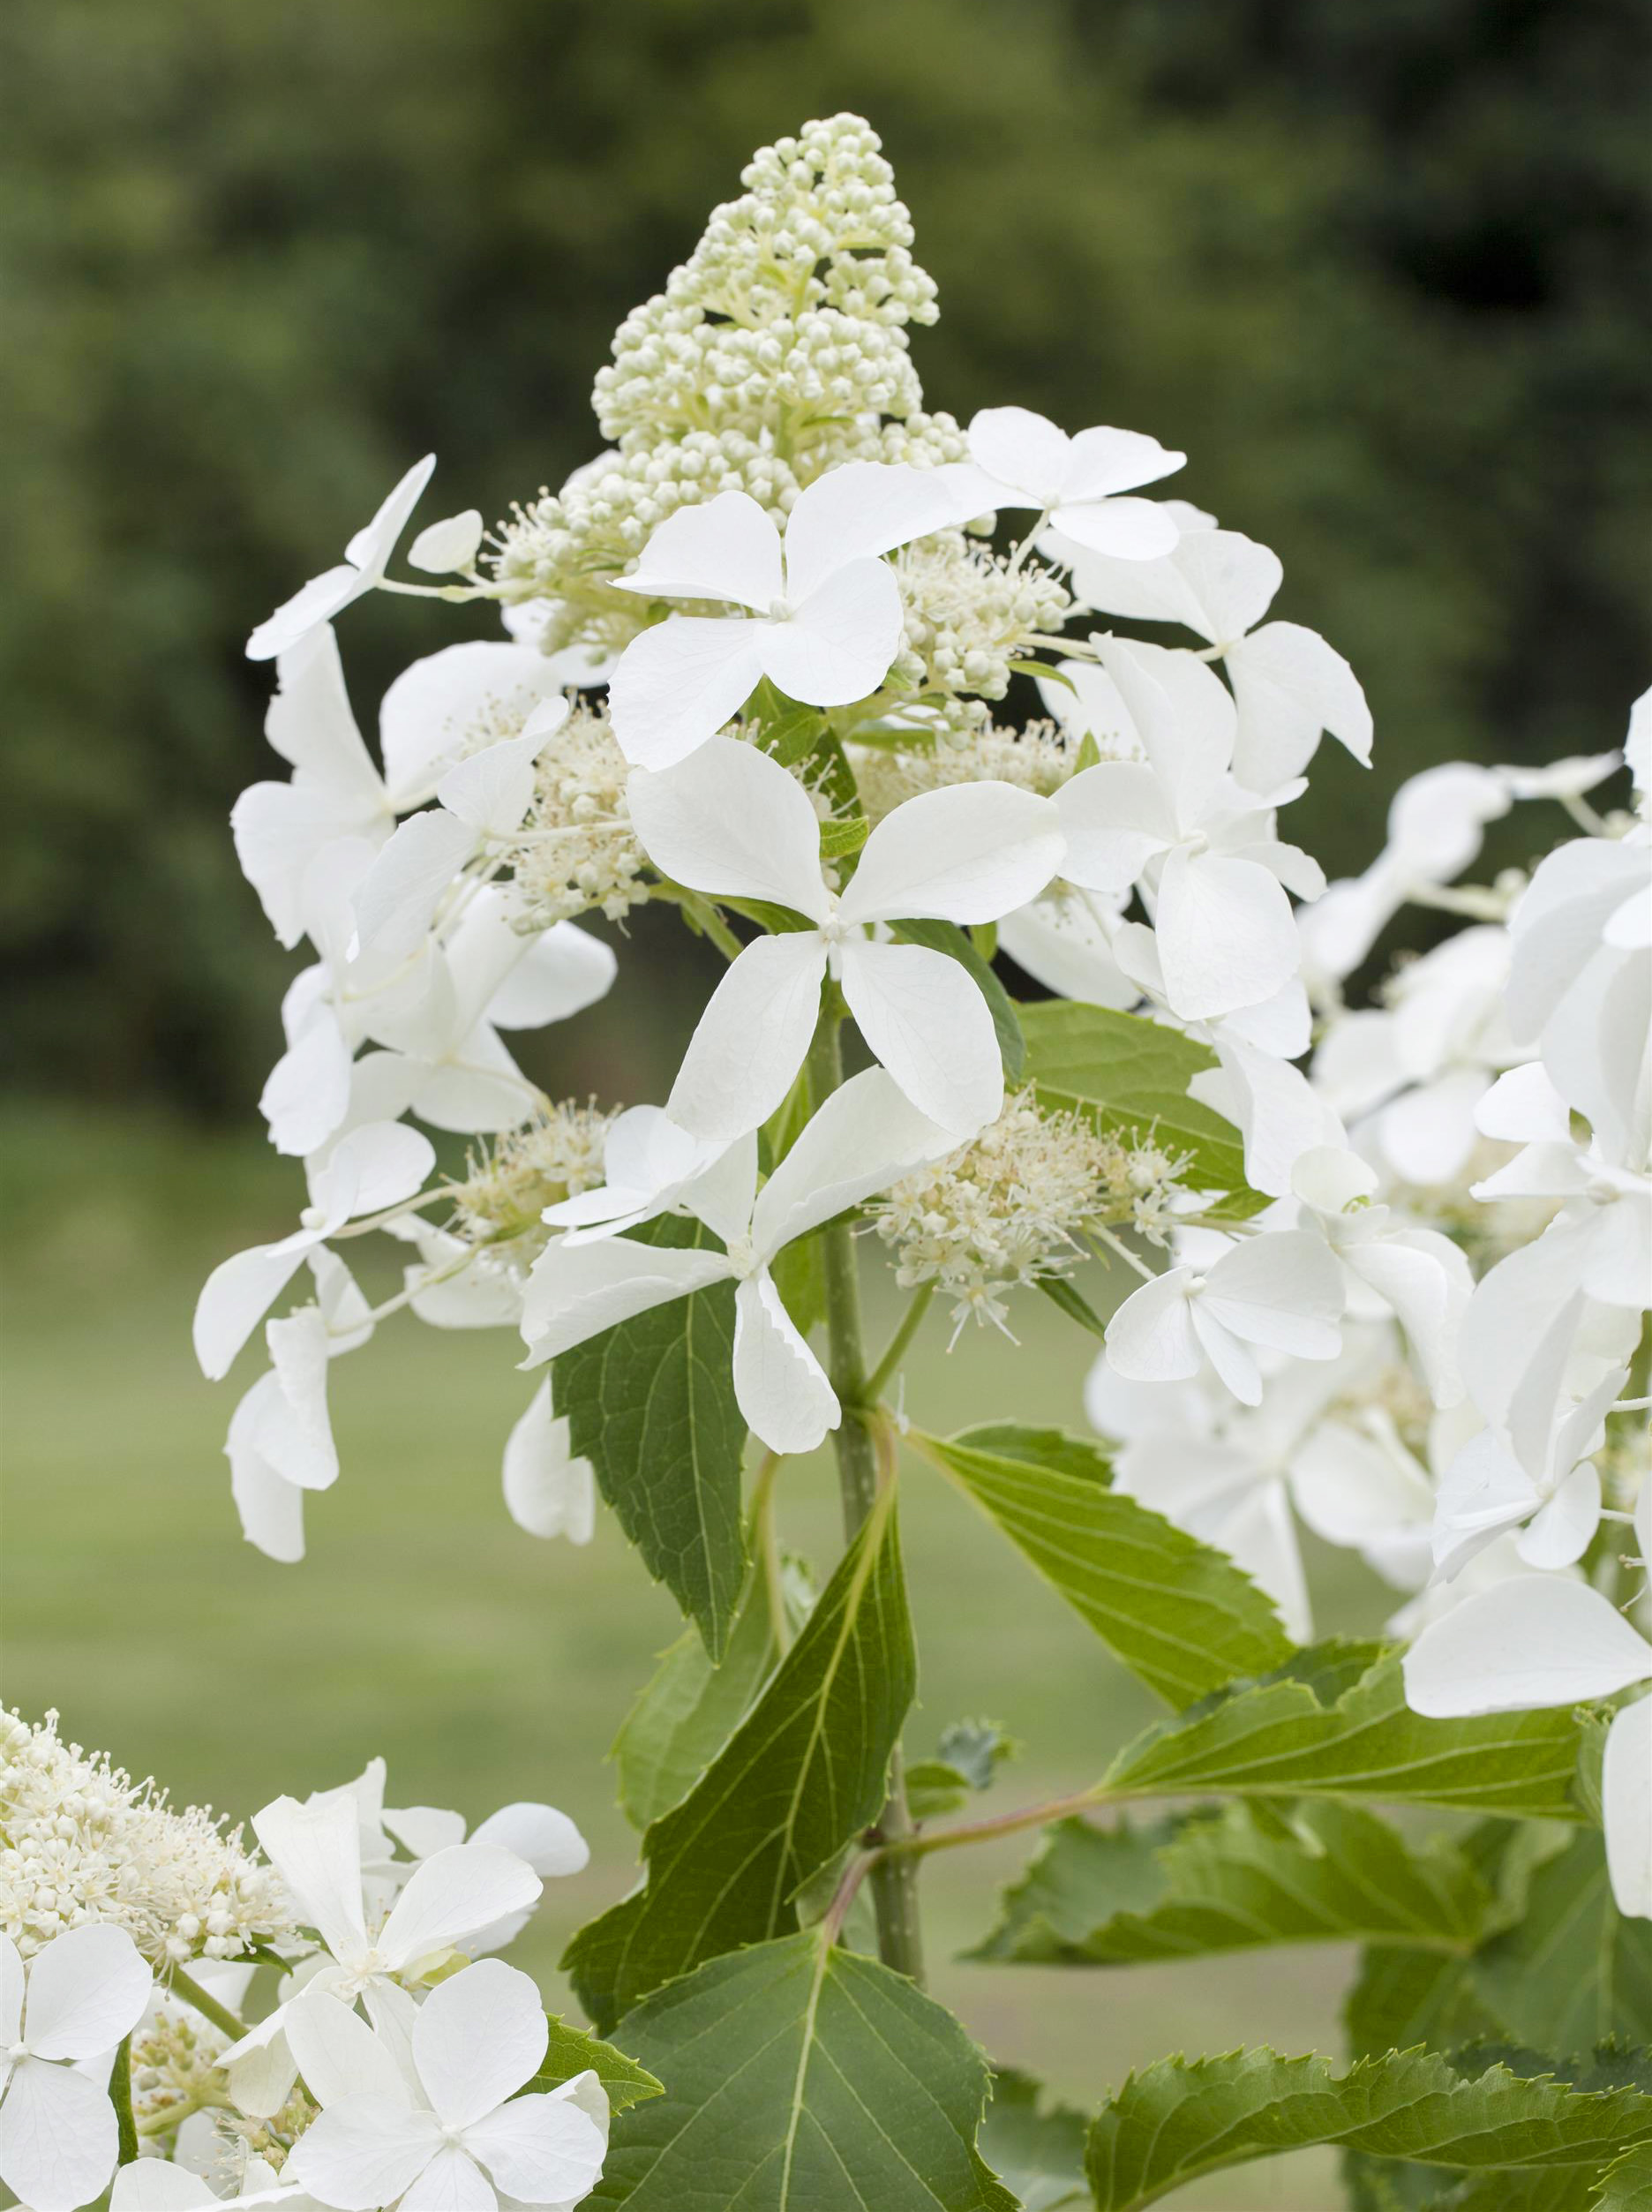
[1112,1135,1201,1246]
[849,719,1078,822]
[869,1090,1193,1335]
[224,2087,319,2171]
[501,699,649,924]
[890,535,1070,736]
[131,2005,234,2141]
[0,1710,293,1965]
[448,1101,619,1256]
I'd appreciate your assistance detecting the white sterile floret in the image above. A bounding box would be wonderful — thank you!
[868,1089,1192,1336]
[522,1070,960,1454]
[247,455,435,662]
[1056,638,1325,1021]
[286,1967,607,2211]
[627,734,1063,1138]
[606,463,967,767]
[502,1380,597,1548]
[947,404,1185,561]
[409,508,484,575]
[0,1923,153,2212]
[0,1712,295,1971]
[1104,1228,1347,1407]
[1055,517,1372,790]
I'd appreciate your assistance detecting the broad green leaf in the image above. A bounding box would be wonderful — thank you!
[591,1930,1016,2209]
[820,813,871,858]
[895,917,1026,1081]
[552,1213,746,1657]
[1346,1946,1503,2066]
[1017,1000,1258,1218]
[1473,1832,1652,2058]
[972,1802,1493,1967]
[1599,2143,1652,2208]
[980,2071,1090,2209]
[528,2016,663,2115]
[1036,1272,1110,1339]
[909,1721,1016,1819]
[1103,1640,1591,1820]
[1085,2047,1652,2211]
[612,1557,812,1832]
[907,1758,979,1819]
[921,1424,1293,1708]
[565,1491,913,2030]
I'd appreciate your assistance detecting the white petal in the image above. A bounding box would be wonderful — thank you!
[681,1131,760,1248]
[260,1004,354,1158]
[437,726,552,839]
[379,1846,541,1975]
[1063,526,1280,646]
[1191,1041,1342,1201]
[1063,425,1185,500]
[1153,846,1300,1021]
[520,1238,733,1364]
[484,922,616,1030]
[412,1960,547,2129]
[1344,1233,1469,1406]
[23,1925,150,2060]
[1377,1069,1490,1188]
[192,1231,316,1381]
[379,643,567,806]
[1188,1303,1265,1403]
[0,2054,118,2212]
[837,937,1003,1136]
[342,455,439,580]
[732,1274,840,1454]
[462,2093,608,2204]
[665,934,830,1141]
[111,2165,218,2210]
[252,1794,371,1965]
[231,781,385,949]
[1403,1575,1651,1714]
[607,618,766,770]
[354,809,477,962]
[610,489,782,611]
[781,461,966,603]
[1050,496,1180,561]
[502,1383,596,1545]
[1202,1231,1344,1360]
[289,2095,445,2210]
[222,2014,301,2121]
[1476,1061,1573,1145]
[259,1306,338,1491]
[1604,1698,1652,1920]
[409,510,484,574]
[401,2146,495,2211]
[997,895,1138,1008]
[751,1065,958,1257]
[1094,638,1235,818]
[760,559,905,708]
[265,624,383,802]
[1289,1420,1434,1550]
[626,735,829,919]
[1226,621,1373,787]
[470,1802,589,1880]
[248,563,370,664]
[1055,764,1177,895]
[966,406,1070,505]
[1516,1463,1600,1569]
[840,783,1063,927]
[1104,1269,1202,1384]
[324,1119,436,1219]
[285,1990,415,2110]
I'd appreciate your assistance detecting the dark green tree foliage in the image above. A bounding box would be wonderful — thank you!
[4,0,1647,1109]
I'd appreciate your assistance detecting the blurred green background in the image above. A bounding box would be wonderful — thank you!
[3,2,1648,2199]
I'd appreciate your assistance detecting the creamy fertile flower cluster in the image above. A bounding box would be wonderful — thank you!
[0,1719,604,2211]
[203,115,1646,1926]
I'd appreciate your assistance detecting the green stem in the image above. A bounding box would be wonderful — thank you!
[110,2033,139,2163]
[805,1013,926,1987]
[864,1283,935,1407]
[167,1964,252,2044]
[749,1450,793,1657]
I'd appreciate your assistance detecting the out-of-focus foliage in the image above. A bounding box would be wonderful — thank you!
[3,0,1647,1112]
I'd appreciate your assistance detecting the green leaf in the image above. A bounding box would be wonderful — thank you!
[1035,1273,1110,1339]
[921,1424,1293,1708]
[972,1802,1494,1967]
[552,1213,746,1658]
[907,1759,978,1820]
[1473,1832,1652,2058]
[909,1722,1015,1820]
[1102,1639,1592,1820]
[591,1930,1016,2208]
[528,2015,663,2115]
[564,1490,913,2031]
[820,813,871,859]
[980,2070,1090,2209]
[1085,2048,1652,2211]
[1017,1000,1259,1218]
[895,916,1026,1082]
[1599,2142,1652,2208]
[612,1558,812,1832]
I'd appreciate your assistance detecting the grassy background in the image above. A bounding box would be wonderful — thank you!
[1,1101,1400,2203]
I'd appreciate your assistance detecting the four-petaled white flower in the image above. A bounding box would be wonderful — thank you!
[522,1069,959,1453]
[287,1967,607,2211]
[1404,1546,1652,1920]
[606,463,965,767]
[0,1924,153,2212]
[627,734,1064,1137]
[946,405,1185,560]
[1104,1227,1346,1406]
[1056,638,1324,1021]
[1055,514,1372,789]
[248,455,436,662]
[1431,1357,1625,1579]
